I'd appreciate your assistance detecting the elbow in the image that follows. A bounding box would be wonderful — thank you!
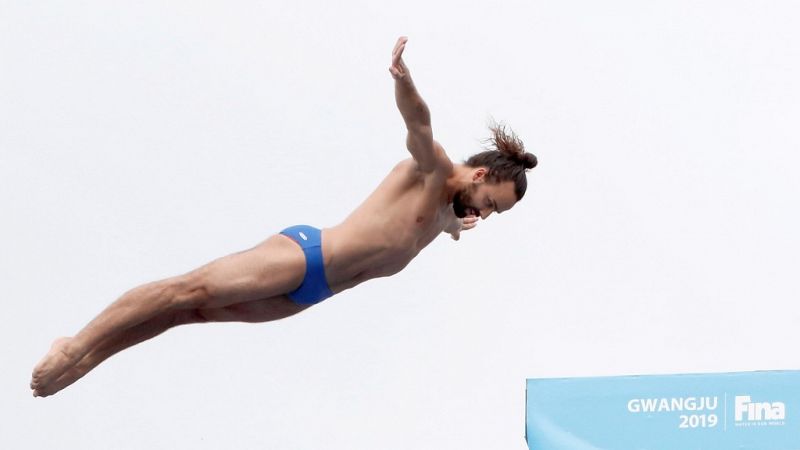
[413,101,431,126]
[400,96,430,128]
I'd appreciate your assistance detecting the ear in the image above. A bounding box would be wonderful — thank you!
[473,167,487,182]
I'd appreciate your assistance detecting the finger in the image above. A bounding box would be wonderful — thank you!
[392,45,404,62]
[392,37,406,55]
[393,39,407,58]
[393,46,406,64]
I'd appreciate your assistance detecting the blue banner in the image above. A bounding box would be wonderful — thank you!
[526,370,800,450]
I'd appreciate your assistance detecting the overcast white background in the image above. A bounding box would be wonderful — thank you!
[2,1,799,449]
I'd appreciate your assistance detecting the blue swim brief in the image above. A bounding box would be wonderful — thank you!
[280,225,334,305]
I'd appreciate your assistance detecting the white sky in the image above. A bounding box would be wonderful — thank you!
[2,1,799,449]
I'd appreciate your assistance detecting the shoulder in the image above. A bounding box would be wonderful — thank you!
[393,141,453,180]
[419,140,454,176]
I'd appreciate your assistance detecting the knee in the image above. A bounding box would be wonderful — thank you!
[173,308,209,325]
[166,272,213,310]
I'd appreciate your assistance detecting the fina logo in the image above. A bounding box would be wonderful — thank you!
[734,395,786,423]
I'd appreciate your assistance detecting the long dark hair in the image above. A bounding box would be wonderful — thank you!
[465,122,537,200]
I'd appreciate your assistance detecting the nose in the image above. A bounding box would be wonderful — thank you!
[480,208,492,220]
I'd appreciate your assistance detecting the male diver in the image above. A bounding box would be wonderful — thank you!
[30,36,537,397]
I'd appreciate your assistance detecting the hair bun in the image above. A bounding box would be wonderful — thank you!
[519,152,537,169]
[487,122,537,170]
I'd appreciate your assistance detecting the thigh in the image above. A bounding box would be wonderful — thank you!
[186,234,306,309]
[196,295,310,323]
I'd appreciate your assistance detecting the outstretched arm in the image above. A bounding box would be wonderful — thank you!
[389,37,439,172]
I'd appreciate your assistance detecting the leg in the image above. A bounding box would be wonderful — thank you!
[31,234,306,392]
[33,309,198,397]
[195,295,311,323]
[35,295,310,397]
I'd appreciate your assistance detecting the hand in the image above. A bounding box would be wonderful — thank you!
[389,36,409,80]
[450,215,479,241]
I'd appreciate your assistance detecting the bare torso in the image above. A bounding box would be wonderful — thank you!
[320,157,458,293]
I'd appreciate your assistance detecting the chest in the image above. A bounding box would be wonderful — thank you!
[373,159,456,250]
[403,201,455,253]
[372,207,451,278]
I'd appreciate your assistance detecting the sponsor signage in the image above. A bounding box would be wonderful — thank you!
[525,370,800,449]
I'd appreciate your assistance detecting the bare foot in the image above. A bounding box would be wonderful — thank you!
[31,337,78,395]
[33,360,91,397]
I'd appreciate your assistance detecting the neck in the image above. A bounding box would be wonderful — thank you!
[445,164,474,204]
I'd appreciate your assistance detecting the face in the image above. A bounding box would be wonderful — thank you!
[452,169,518,219]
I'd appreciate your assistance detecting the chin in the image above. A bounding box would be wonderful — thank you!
[453,192,469,218]
[452,200,468,218]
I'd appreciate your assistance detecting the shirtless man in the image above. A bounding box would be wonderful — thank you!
[30,36,537,397]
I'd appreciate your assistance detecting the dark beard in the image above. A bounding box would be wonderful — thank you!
[452,189,471,218]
